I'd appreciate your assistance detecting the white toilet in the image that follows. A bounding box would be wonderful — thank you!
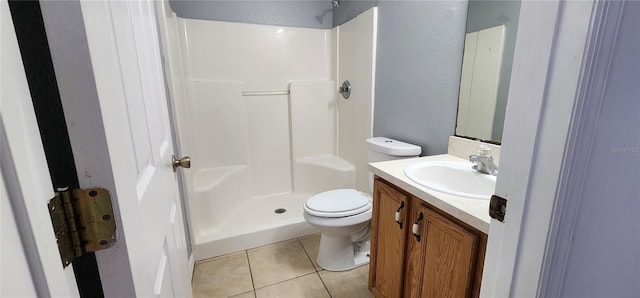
[303,137,421,271]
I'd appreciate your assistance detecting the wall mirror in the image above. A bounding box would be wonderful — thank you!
[455,0,521,143]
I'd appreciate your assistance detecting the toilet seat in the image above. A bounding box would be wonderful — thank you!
[304,189,372,218]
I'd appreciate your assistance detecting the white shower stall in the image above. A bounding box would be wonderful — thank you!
[156,2,378,260]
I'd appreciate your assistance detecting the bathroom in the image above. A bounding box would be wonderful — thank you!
[156,0,637,297]
[161,0,485,254]
[4,0,638,297]
[160,0,476,260]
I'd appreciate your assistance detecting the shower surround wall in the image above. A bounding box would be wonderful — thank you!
[158,7,378,260]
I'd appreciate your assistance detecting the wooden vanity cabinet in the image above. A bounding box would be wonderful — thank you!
[369,177,487,298]
[368,177,410,298]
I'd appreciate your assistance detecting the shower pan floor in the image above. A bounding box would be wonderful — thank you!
[193,192,318,261]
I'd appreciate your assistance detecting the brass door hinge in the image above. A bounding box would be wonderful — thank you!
[489,195,507,222]
[48,187,116,267]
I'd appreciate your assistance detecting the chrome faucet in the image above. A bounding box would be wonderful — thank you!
[469,146,499,176]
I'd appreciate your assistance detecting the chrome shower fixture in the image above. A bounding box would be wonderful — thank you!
[332,0,340,8]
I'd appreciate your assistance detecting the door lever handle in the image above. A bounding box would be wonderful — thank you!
[172,155,191,172]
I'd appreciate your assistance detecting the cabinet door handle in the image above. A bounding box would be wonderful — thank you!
[412,212,424,242]
[395,201,405,229]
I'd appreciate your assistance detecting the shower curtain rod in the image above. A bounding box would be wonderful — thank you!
[241,90,290,96]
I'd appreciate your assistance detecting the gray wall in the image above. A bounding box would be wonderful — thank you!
[170,0,334,29]
[466,0,520,141]
[170,0,469,156]
[335,1,467,155]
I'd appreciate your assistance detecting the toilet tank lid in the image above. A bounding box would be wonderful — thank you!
[366,137,421,156]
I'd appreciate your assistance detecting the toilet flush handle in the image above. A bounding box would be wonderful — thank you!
[395,201,405,229]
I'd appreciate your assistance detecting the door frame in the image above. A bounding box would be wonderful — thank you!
[480,0,628,296]
[7,1,105,296]
[2,0,81,296]
[538,1,637,295]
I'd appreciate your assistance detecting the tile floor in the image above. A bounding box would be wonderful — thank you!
[192,234,373,298]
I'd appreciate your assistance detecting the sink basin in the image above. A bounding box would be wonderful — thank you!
[404,161,496,199]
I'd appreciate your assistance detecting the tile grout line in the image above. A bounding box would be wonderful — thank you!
[246,236,311,255]
[229,290,255,298]
[299,238,319,273]
[249,238,326,293]
[196,250,246,266]
[249,239,316,292]
[245,250,257,294]
[252,272,325,293]
[298,238,333,297]
[211,235,336,297]
[199,237,314,265]
[316,271,333,298]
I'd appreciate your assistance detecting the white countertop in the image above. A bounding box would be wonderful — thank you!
[368,154,491,234]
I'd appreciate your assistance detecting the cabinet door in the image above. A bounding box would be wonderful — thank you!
[420,204,479,297]
[369,178,410,298]
[403,200,428,298]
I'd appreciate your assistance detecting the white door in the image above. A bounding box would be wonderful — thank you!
[480,1,596,296]
[1,0,79,296]
[3,0,191,295]
[77,0,192,296]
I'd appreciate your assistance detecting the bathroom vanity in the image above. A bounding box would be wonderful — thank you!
[367,153,491,298]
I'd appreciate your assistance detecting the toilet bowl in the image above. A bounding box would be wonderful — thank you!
[303,189,372,271]
[303,137,421,272]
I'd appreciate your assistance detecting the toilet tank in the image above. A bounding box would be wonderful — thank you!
[366,137,421,162]
[366,137,421,194]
